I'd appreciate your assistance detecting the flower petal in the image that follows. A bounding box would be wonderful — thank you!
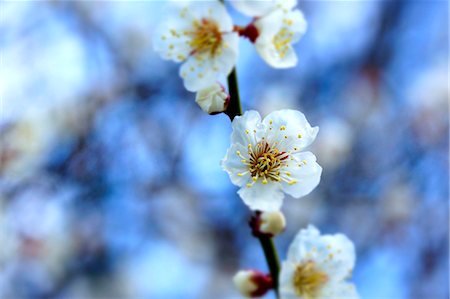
[281,151,322,198]
[230,110,263,146]
[229,0,297,17]
[318,234,356,282]
[229,0,277,17]
[212,32,239,78]
[319,281,360,299]
[287,225,321,262]
[221,143,251,187]
[187,1,234,31]
[263,109,319,152]
[279,261,300,299]
[152,13,193,62]
[238,180,284,211]
[179,33,238,92]
[287,9,308,41]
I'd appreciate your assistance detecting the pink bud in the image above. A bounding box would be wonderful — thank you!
[233,270,273,297]
[250,211,286,237]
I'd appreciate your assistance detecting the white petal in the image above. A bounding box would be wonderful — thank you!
[263,109,319,151]
[318,234,356,282]
[281,151,322,198]
[179,33,238,92]
[287,9,308,41]
[238,180,284,211]
[230,110,263,146]
[319,281,360,299]
[187,1,234,31]
[278,0,297,11]
[211,32,239,78]
[287,225,356,282]
[254,8,284,38]
[179,56,213,91]
[255,42,298,68]
[228,0,277,17]
[229,0,297,17]
[152,12,193,62]
[221,144,251,187]
[279,261,299,299]
[287,225,321,262]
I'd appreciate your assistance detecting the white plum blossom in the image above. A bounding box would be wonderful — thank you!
[195,82,230,114]
[221,110,322,212]
[228,0,307,68]
[153,1,239,92]
[254,8,307,68]
[279,225,359,299]
[228,0,297,17]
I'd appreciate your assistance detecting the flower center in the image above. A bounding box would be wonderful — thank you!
[272,27,294,58]
[235,124,306,187]
[245,141,290,185]
[292,261,328,298]
[250,144,282,177]
[189,18,222,56]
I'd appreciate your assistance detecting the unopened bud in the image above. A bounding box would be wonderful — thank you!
[250,211,286,237]
[260,211,286,235]
[195,82,230,115]
[233,270,272,298]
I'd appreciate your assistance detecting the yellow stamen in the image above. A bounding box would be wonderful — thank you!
[292,261,328,298]
[273,27,293,58]
[188,18,222,56]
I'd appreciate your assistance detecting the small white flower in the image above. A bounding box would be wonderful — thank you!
[254,8,307,68]
[228,0,297,17]
[195,82,230,114]
[221,110,322,212]
[153,1,239,92]
[279,225,359,299]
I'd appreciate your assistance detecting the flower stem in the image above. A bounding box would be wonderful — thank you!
[225,68,243,120]
[258,236,281,298]
[225,66,281,298]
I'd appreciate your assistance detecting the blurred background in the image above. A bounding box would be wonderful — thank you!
[0,1,448,298]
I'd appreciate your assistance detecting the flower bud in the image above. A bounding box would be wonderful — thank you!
[195,82,230,115]
[250,211,286,237]
[233,270,273,298]
[260,211,286,236]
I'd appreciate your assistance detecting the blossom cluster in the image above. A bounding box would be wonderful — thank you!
[153,0,307,113]
[153,1,359,298]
